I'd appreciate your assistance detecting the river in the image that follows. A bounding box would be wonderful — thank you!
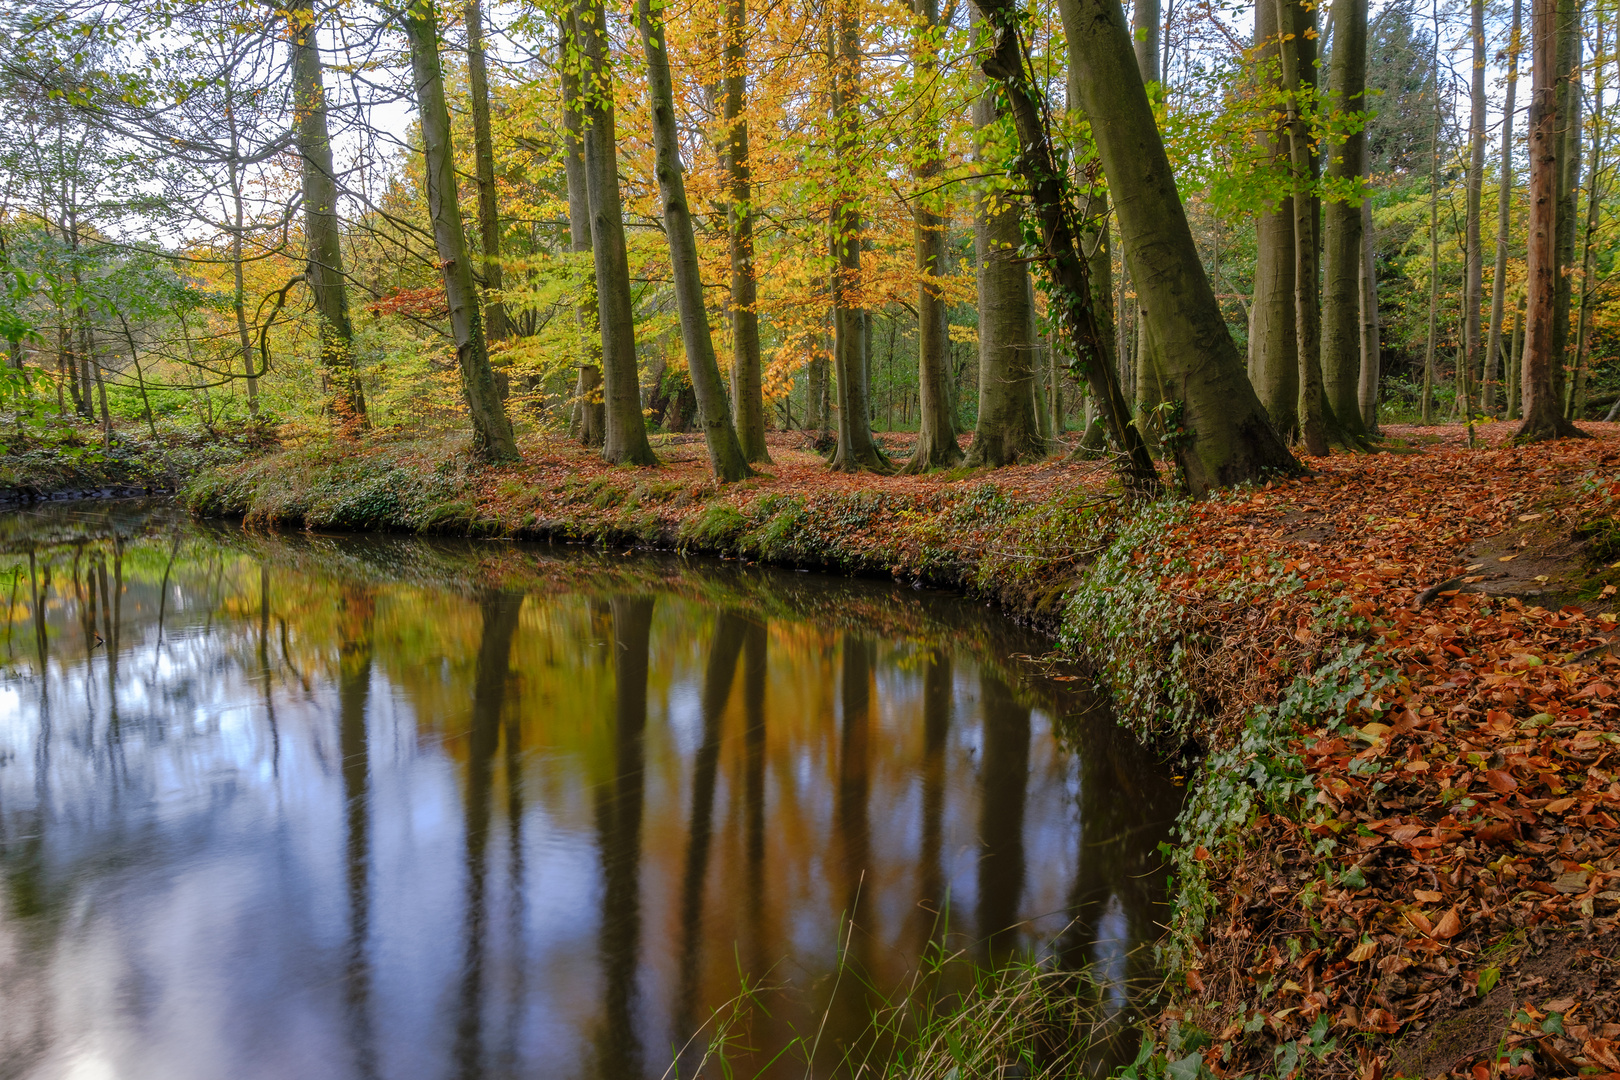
[0,499,1180,1080]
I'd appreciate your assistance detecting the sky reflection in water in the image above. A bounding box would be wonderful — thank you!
[0,500,1181,1080]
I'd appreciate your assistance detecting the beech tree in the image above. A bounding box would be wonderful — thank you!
[1321,0,1369,440]
[634,0,752,481]
[399,0,517,461]
[1049,0,1301,492]
[1249,0,1299,440]
[1483,0,1523,413]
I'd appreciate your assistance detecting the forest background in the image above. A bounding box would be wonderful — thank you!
[0,0,1610,479]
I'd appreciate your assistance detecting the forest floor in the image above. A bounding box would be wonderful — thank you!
[180,419,1620,1080]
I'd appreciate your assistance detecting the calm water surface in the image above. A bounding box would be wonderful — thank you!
[0,500,1180,1080]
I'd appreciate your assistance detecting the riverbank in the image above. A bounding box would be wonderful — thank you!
[0,426,263,506]
[183,423,1620,1079]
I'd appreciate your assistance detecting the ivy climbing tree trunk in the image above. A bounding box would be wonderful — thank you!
[288,0,366,428]
[400,0,517,461]
[1484,0,1523,413]
[576,0,657,465]
[635,0,753,481]
[1048,0,1302,492]
[900,0,963,474]
[1320,0,1368,439]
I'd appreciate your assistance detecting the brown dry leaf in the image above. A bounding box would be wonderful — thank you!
[1347,941,1378,962]
[1431,908,1462,939]
[1405,909,1434,935]
[1499,554,1519,562]
[1485,769,1519,794]
[1414,889,1443,903]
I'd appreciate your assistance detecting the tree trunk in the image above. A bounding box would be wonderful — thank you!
[1130,0,1164,425]
[574,0,657,465]
[1250,0,1299,438]
[964,69,1045,468]
[827,0,891,473]
[1509,293,1525,418]
[289,0,366,427]
[559,15,601,448]
[402,0,518,461]
[716,0,770,463]
[228,161,259,420]
[466,0,508,345]
[1421,0,1442,424]
[1358,195,1382,431]
[636,0,752,481]
[1552,0,1582,410]
[1519,0,1589,439]
[1050,0,1301,492]
[1484,0,1523,413]
[1569,0,1605,420]
[1463,0,1487,421]
[900,0,964,473]
[1321,0,1368,438]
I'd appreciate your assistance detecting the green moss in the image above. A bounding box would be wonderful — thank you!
[678,502,749,553]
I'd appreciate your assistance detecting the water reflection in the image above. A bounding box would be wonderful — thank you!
[0,500,1183,1080]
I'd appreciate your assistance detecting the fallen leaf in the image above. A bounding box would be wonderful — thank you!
[1414,889,1443,903]
[1486,769,1519,793]
[1499,554,1519,562]
[1431,908,1462,939]
[1348,941,1378,962]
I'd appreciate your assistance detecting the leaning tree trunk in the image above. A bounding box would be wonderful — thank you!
[827,0,891,473]
[1484,0,1523,413]
[1462,0,1487,420]
[964,45,1046,469]
[975,0,1158,490]
[467,0,507,345]
[636,0,753,481]
[401,0,517,461]
[1520,0,1589,439]
[289,0,366,427]
[716,0,770,463]
[575,0,657,465]
[1050,0,1301,492]
[1250,0,1299,439]
[559,15,603,447]
[1320,0,1368,439]
[1274,0,1328,454]
[900,0,964,473]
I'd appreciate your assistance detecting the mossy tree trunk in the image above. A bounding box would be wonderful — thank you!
[1050,0,1302,492]
[289,0,366,427]
[635,0,753,481]
[575,0,657,465]
[400,0,517,461]
[1249,0,1298,439]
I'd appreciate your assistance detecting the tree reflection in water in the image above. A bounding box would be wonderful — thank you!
[0,500,1182,1080]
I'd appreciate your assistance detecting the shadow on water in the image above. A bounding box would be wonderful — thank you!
[0,500,1184,1080]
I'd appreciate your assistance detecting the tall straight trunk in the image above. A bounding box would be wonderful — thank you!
[901,0,963,473]
[1421,0,1442,424]
[718,0,770,463]
[965,61,1045,467]
[1358,195,1381,430]
[636,0,752,481]
[466,0,507,344]
[1552,0,1582,409]
[1130,0,1164,425]
[575,0,657,465]
[228,161,259,419]
[1320,0,1368,437]
[1049,0,1301,492]
[1276,0,1327,454]
[1250,0,1299,438]
[1463,0,1487,419]
[1520,0,1588,439]
[559,15,602,447]
[1509,293,1525,418]
[827,0,890,472]
[1570,1,1606,419]
[401,0,518,461]
[289,0,366,426]
[1484,0,1523,413]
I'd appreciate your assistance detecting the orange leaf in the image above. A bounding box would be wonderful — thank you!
[1432,908,1462,940]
